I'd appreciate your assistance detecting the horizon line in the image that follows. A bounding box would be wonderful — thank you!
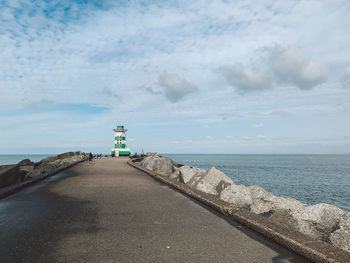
[1,152,350,155]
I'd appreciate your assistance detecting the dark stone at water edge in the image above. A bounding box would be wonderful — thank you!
[0,165,22,189]
[17,159,34,166]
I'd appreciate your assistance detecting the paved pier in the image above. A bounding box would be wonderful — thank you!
[0,158,309,263]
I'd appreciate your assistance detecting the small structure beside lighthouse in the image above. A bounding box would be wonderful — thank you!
[111,125,131,157]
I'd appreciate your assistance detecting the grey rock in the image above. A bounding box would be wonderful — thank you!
[271,196,304,213]
[40,155,60,164]
[26,169,42,178]
[329,212,350,252]
[248,185,275,214]
[169,167,180,181]
[140,155,175,176]
[152,157,175,176]
[196,167,233,195]
[178,165,205,184]
[35,162,57,175]
[222,184,303,215]
[187,172,205,188]
[17,159,34,166]
[291,203,345,241]
[220,184,252,208]
[19,165,35,175]
[140,156,159,170]
[0,165,22,189]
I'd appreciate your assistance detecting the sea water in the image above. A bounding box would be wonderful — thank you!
[0,154,53,165]
[165,154,350,211]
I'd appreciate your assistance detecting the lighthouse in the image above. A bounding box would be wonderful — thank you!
[111,125,131,157]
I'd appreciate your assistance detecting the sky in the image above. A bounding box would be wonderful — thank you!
[1,0,350,154]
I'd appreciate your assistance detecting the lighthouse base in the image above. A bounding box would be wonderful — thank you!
[112,149,131,157]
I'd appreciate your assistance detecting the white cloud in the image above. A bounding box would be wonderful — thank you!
[268,46,328,90]
[218,65,272,93]
[158,73,198,103]
[218,46,328,94]
[205,136,213,140]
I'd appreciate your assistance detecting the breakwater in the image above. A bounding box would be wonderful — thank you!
[0,151,86,198]
[165,154,350,211]
[130,153,350,263]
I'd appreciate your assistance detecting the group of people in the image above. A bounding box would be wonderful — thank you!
[86,152,103,162]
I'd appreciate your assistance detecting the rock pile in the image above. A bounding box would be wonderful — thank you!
[26,151,85,179]
[135,153,350,253]
[0,151,85,190]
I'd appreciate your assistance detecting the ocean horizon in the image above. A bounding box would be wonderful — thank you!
[0,154,54,165]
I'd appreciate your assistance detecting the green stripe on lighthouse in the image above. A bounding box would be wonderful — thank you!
[119,151,130,155]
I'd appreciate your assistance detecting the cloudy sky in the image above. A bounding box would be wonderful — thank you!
[1,0,350,154]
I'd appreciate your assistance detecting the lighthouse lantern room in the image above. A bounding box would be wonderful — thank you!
[111,125,131,157]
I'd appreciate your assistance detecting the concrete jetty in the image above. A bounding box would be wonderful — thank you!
[0,157,309,263]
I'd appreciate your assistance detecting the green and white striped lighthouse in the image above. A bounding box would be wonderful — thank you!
[111,125,131,157]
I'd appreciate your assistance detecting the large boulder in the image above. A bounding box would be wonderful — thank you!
[222,183,304,217]
[169,167,180,181]
[187,171,206,188]
[195,167,233,195]
[19,165,34,176]
[271,196,304,213]
[139,154,175,176]
[178,165,205,184]
[268,196,305,231]
[152,156,175,176]
[248,185,275,214]
[291,203,345,241]
[17,158,35,176]
[220,184,252,208]
[17,159,34,166]
[40,155,60,164]
[249,187,301,211]
[27,162,57,178]
[329,212,350,252]
[140,155,159,170]
[0,165,22,189]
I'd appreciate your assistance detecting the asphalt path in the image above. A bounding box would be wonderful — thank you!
[0,157,310,263]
